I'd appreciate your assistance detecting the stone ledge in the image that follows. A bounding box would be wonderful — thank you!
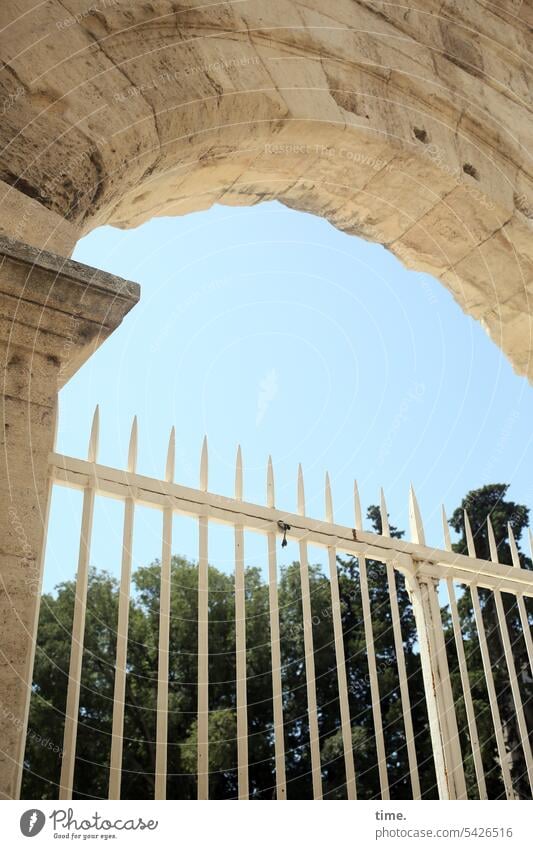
[0,236,140,386]
[0,236,140,303]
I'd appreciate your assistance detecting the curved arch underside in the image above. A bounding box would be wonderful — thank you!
[0,0,532,378]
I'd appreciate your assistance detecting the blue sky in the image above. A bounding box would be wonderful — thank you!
[43,201,533,591]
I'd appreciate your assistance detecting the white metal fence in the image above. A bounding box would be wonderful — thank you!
[30,407,533,800]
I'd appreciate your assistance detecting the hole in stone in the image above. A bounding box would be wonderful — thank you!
[413,127,428,144]
[462,163,479,180]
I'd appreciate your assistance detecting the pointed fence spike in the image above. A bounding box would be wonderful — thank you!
[165,426,175,483]
[267,455,275,509]
[235,445,243,501]
[409,484,426,546]
[353,480,363,531]
[325,472,333,523]
[200,435,208,491]
[487,515,498,563]
[441,505,452,552]
[464,510,476,558]
[127,416,138,474]
[379,487,390,537]
[88,404,100,463]
[297,463,305,516]
[508,523,521,569]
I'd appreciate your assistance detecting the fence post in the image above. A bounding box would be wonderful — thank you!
[404,563,467,800]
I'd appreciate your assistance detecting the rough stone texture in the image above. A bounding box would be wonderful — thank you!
[0,239,139,798]
[0,1,531,377]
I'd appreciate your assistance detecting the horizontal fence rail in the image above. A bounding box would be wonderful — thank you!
[25,408,533,800]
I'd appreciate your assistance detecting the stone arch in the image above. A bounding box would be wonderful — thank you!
[0,0,532,378]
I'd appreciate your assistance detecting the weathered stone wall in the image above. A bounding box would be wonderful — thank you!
[0,1,531,373]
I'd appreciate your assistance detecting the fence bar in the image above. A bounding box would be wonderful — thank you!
[359,555,389,798]
[409,486,426,546]
[108,496,134,799]
[109,417,137,800]
[507,525,533,677]
[487,517,533,792]
[427,575,467,798]
[386,561,421,799]
[441,505,452,552]
[234,523,248,798]
[298,465,323,800]
[517,596,533,676]
[299,538,322,799]
[380,488,390,537]
[470,585,515,798]
[234,446,249,799]
[327,545,357,798]
[266,457,287,799]
[155,428,175,799]
[493,590,533,793]
[380,489,420,798]
[407,572,467,799]
[325,474,356,799]
[464,511,514,798]
[355,482,388,797]
[59,407,99,799]
[445,577,487,799]
[411,493,466,799]
[197,437,209,799]
[155,506,172,799]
